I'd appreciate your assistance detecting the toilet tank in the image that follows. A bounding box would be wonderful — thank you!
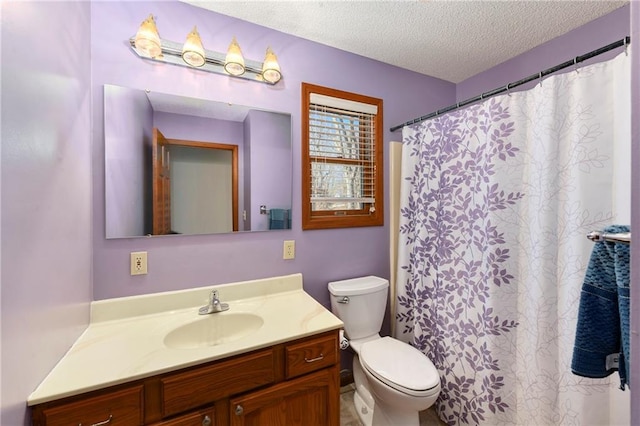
[328,276,389,341]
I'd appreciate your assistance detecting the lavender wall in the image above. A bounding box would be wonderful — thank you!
[246,110,292,231]
[629,3,639,424]
[1,2,92,425]
[105,85,153,237]
[91,1,454,304]
[457,4,630,101]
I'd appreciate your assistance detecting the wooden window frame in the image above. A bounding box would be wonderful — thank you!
[301,83,383,230]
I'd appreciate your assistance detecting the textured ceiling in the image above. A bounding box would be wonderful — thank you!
[183,0,627,83]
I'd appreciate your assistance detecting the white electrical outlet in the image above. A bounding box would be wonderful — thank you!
[130,251,148,275]
[283,240,295,260]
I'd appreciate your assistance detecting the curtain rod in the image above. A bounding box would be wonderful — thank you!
[390,36,631,132]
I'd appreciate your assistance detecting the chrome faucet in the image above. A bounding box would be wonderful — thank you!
[199,290,229,315]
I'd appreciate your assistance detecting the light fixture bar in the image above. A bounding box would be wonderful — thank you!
[129,37,277,85]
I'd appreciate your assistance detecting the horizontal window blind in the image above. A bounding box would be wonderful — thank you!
[310,93,378,115]
[309,94,377,213]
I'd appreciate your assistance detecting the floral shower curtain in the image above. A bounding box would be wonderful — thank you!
[396,52,629,425]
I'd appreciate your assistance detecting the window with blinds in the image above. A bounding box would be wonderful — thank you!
[302,83,383,230]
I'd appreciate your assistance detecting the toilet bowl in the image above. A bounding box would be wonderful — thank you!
[359,337,440,426]
[328,276,441,426]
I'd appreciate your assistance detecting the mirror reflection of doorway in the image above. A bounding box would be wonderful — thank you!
[152,128,238,235]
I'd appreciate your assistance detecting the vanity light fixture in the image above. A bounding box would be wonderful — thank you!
[130,15,282,85]
[134,14,162,58]
[262,47,282,84]
[224,37,245,76]
[182,26,206,67]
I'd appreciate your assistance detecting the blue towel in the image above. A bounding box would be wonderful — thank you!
[571,225,630,389]
[269,208,291,230]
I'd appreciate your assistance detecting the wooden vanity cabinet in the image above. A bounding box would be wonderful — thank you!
[31,330,339,426]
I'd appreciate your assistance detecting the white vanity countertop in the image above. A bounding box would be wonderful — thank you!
[27,273,343,405]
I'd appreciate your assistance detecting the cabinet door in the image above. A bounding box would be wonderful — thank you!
[229,367,339,426]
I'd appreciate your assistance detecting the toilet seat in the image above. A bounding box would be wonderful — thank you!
[360,337,440,397]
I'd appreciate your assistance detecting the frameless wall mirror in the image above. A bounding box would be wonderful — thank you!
[104,84,292,238]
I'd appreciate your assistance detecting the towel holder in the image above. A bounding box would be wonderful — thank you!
[587,230,631,244]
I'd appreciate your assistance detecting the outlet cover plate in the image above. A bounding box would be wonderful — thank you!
[283,240,295,260]
[131,251,148,275]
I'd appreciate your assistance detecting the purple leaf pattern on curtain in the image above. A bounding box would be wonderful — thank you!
[396,53,630,425]
[398,99,521,425]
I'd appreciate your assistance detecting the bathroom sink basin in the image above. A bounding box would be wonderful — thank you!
[164,313,264,349]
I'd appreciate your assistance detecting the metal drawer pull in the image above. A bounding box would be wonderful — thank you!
[305,354,324,363]
[80,415,113,426]
[235,404,244,416]
[202,414,212,426]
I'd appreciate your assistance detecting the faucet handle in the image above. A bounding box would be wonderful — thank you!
[199,289,229,314]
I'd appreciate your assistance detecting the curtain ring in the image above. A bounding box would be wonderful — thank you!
[624,37,629,56]
[539,72,543,87]
[505,83,511,97]
[574,57,579,73]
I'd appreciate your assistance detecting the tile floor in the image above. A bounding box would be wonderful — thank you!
[339,383,445,426]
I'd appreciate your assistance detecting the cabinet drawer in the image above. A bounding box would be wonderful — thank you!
[153,406,214,426]
[160,348,275,418]
[285,333,338,379]
[40,385,144,426]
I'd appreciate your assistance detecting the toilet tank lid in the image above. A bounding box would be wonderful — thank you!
[328,276,389,296]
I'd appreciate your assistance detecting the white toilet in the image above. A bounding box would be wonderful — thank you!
[329,276,441,426]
